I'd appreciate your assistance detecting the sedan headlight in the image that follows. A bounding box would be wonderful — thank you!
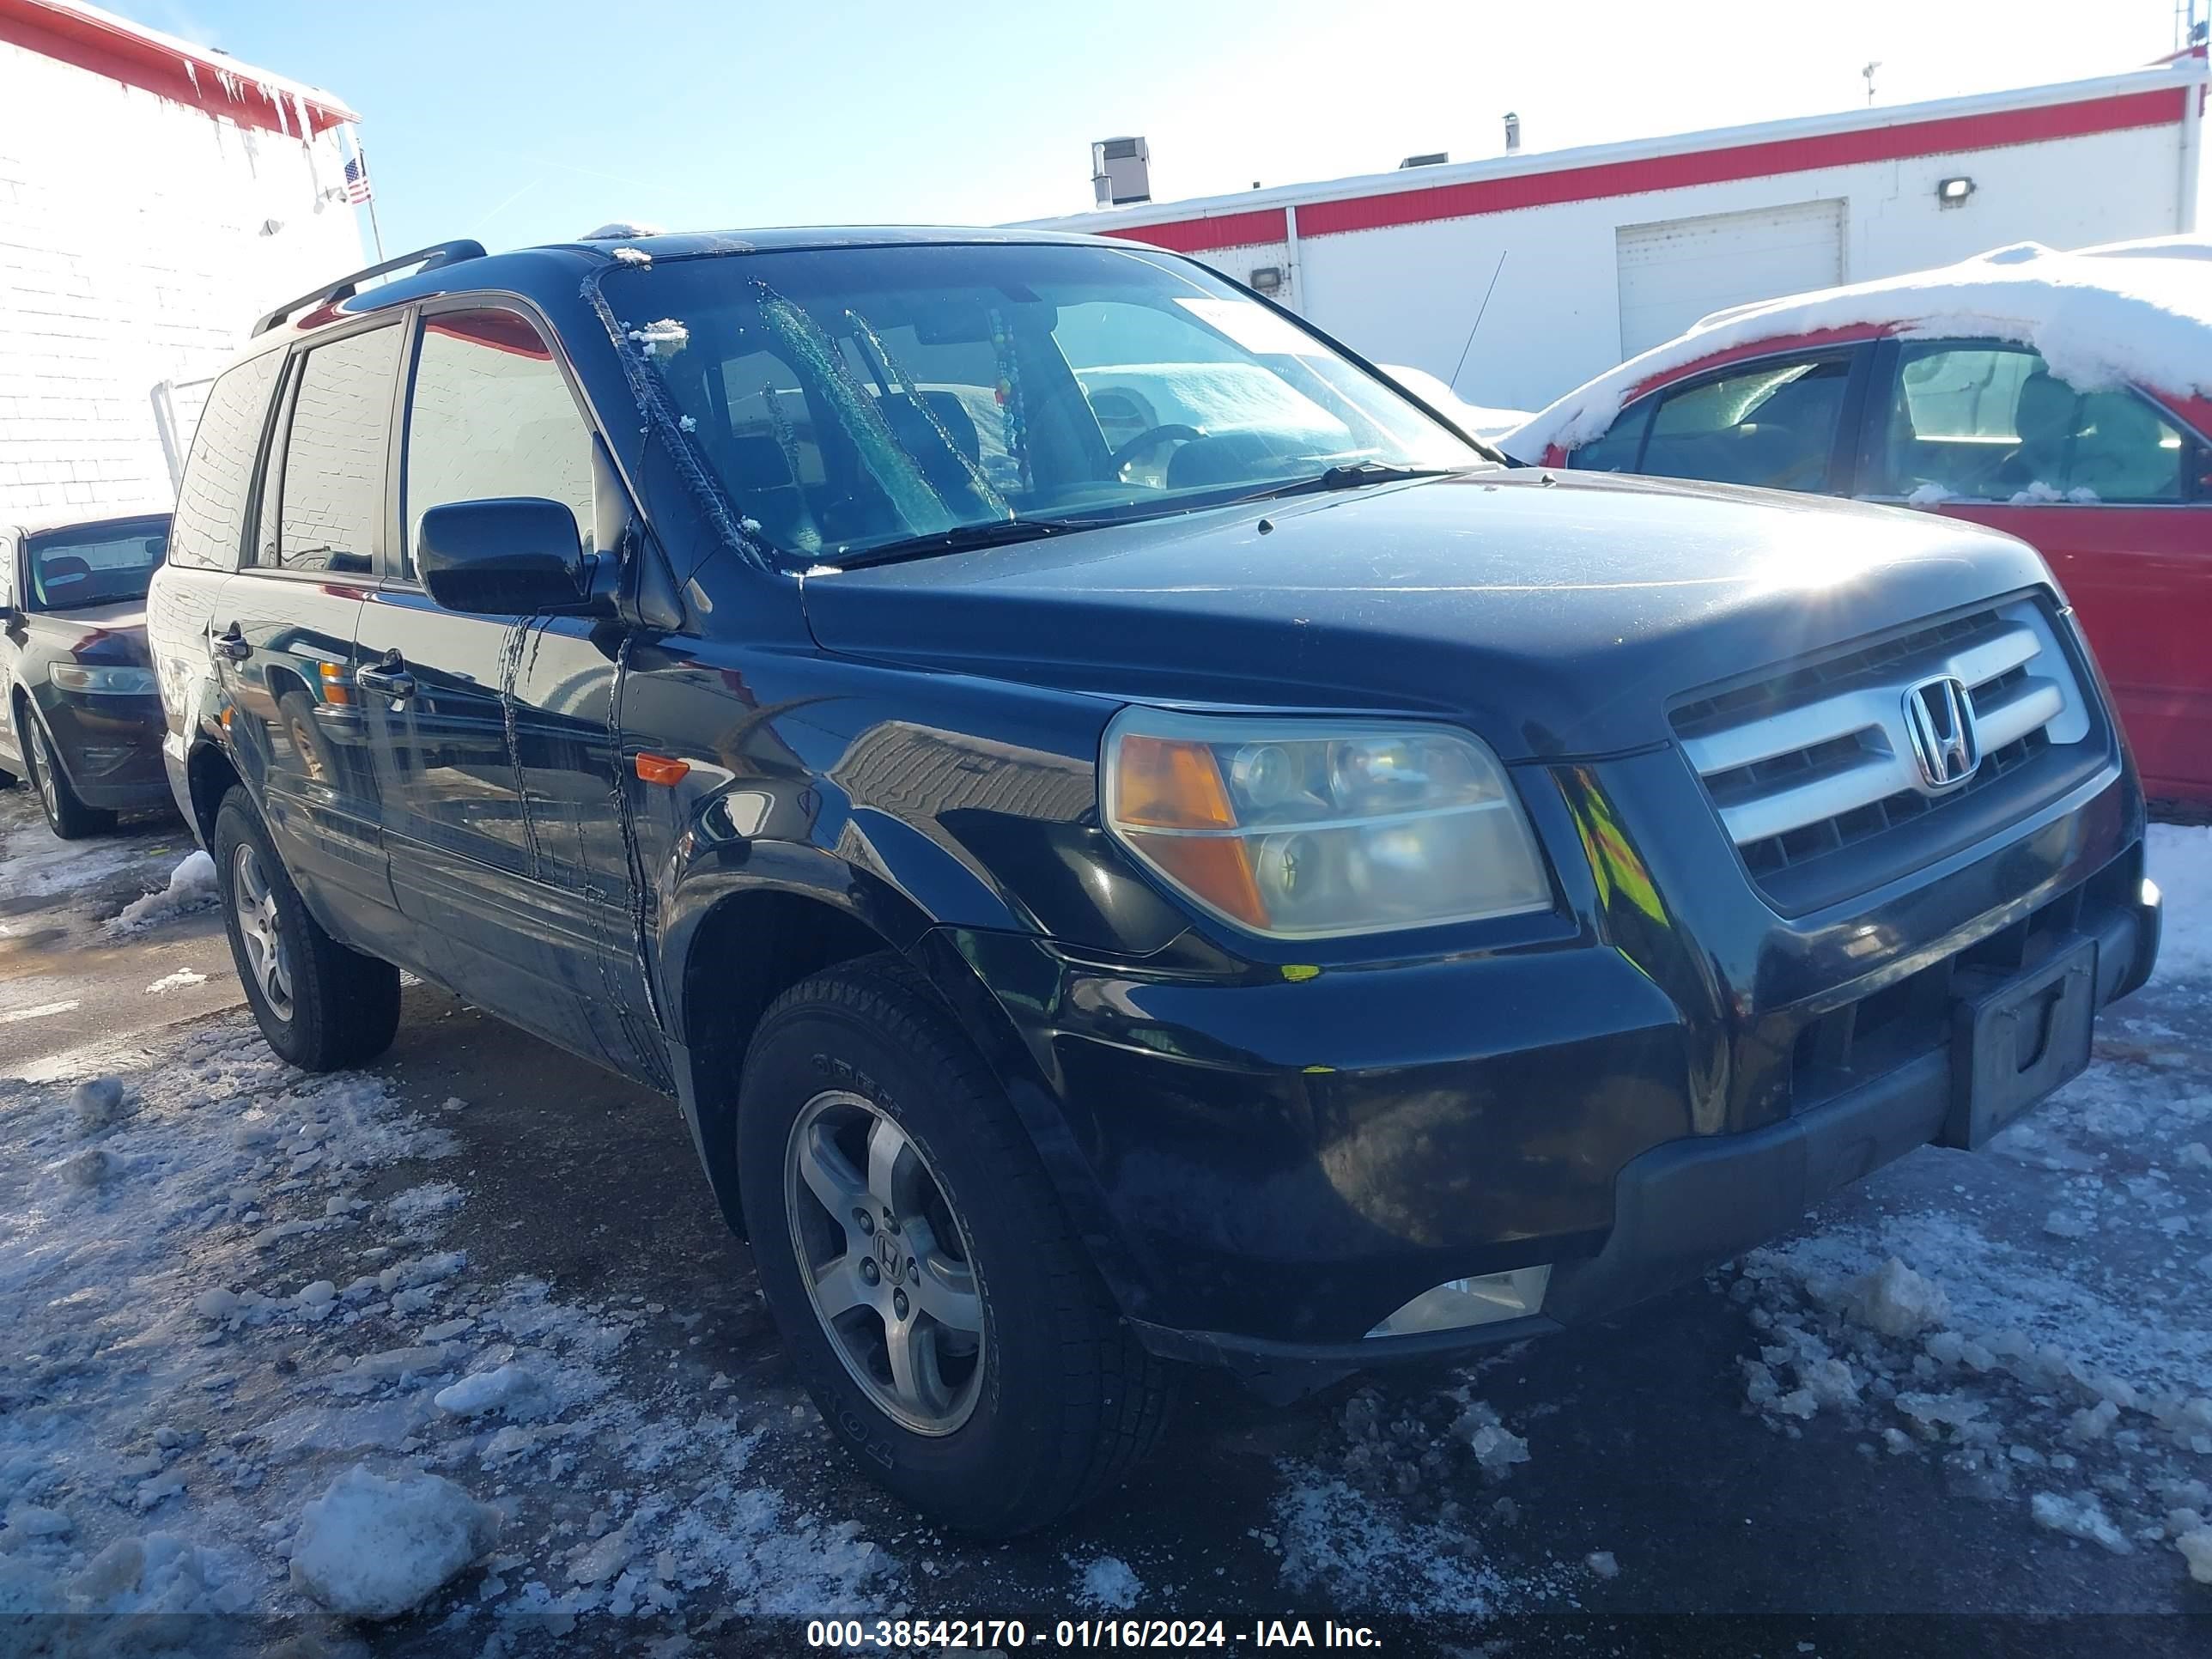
[49,664,157,695]
[1102,709,1550,939]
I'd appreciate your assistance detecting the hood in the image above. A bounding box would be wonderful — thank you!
[799,471,2056,761]
[28,601,149,662]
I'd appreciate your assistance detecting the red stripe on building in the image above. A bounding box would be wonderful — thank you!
[1104,87,2187,251]
[1101,207,1287,254]
[0,0,355,137]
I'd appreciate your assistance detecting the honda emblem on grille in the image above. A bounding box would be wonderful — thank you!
[1903,675,1981,789]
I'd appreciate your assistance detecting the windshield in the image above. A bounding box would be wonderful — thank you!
[601,242,1488,563]
[24,516,169,609]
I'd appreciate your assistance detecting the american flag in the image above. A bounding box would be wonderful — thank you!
[343,150,373,205]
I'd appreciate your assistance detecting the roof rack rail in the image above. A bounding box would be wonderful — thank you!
[250,239,489,337]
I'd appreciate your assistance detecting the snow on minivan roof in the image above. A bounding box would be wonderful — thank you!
[1503,239,2212,461]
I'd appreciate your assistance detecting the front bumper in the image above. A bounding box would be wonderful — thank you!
[925,749,2156,1390]
[30,687,170,810]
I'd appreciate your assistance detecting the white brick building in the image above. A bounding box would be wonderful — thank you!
[0,0,364,520]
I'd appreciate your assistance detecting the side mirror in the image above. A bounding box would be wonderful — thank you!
[416,498,586,615]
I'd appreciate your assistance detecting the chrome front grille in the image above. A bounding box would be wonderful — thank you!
[1673,599,2094,890]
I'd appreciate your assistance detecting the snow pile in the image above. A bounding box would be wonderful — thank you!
[2180,1525,2212,1583]
[289,1463,501,1619]
[386,1179,465,1232]
[106,849,218,935]
[69,1075,129,1133]
[1504,238,2212,459]
[1075,1553,1142,1610]
[1330,1383,1532,1499]
[1378,363,1532,441]
[146,969,208,994]
[433,1361,546,1419]
[1271,1468,1528,1615]
[2030,1490,2132,1554]
[627,319,690,358]
[609,246,652,266]
[1845,1257,1949,1338]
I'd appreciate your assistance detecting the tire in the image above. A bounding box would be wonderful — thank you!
[20,714,114,840]
[213,790,400,1071]
[738,953,1172,1535]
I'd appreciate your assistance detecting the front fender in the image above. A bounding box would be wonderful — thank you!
[655,833,947,1049]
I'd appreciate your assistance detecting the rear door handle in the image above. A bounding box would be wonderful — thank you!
[213,625,249,662]
[356,654,416,699]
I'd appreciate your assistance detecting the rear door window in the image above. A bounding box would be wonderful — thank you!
[1636,353,1855,491]
[401,307,599,575]
[271,327,403,574]
[1868,342,2195,504]
[170,352,283,572]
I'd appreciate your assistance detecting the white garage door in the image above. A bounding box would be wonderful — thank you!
[1615,198,1846,359]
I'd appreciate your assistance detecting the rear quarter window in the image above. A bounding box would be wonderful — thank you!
[169,353,283,572]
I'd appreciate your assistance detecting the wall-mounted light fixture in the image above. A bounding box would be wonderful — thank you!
[1936,176,1976,208]
[1249,265,1284,295]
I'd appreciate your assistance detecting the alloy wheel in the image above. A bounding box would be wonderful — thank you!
[29,729,58,823]
[784,1090,987,1435]
[230,842,295,1022]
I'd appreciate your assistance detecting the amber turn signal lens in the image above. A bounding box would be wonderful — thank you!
[1127,832,1270,930]
[1113,734,1238,830]
[1108,734,1269,927]
[635,752,690,786]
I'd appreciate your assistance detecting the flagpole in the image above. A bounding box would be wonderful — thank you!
[343,125,385,261]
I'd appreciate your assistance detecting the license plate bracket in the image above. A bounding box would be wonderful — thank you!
[1943,936,2097,1151]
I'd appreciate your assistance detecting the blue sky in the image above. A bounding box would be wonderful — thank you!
[115,0,2199,256]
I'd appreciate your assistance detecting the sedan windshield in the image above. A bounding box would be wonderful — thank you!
[601,241,1490,564]
[25,516,169,609]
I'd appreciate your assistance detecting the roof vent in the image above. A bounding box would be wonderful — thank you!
[1399,151,1449,169]
[1091,137,1152,207]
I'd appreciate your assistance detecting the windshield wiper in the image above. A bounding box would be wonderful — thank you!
[1227,462,1469,505]
[818,514,1118,571]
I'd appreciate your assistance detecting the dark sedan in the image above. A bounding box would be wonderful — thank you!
[2,510,173,838]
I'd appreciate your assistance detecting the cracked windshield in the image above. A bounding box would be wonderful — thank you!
[604,242,1485,564]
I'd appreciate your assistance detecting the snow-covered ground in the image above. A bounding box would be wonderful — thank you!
[3,786,2209,1644]
[1723,823,2212,1588]
[0,1017,896,1638]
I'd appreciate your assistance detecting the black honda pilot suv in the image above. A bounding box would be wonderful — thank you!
[149,229,2161,1534]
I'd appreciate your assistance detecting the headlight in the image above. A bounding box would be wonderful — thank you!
[50,664,157,695]
[1102,709,1550,939]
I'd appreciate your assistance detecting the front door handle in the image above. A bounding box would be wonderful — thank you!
[213,624,249,662]
[356,653,416,699]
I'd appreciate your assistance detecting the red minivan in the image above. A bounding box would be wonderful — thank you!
[1509,246,2211,805]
